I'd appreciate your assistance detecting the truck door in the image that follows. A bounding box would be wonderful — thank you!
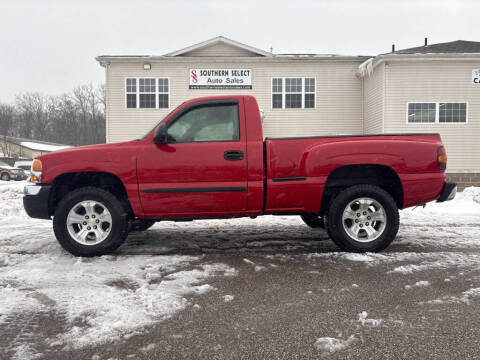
[137,99,247,215]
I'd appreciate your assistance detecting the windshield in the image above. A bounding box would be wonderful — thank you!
[139,102,185,140]
[0,161,9,167]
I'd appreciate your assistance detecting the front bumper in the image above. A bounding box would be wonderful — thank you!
[437,182,457,202]
[23,184,52,219]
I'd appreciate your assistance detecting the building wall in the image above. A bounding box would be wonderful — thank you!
[1,141,38,159]
[362,64,384,134]
[106,59,364,143]
[382,60,480,172]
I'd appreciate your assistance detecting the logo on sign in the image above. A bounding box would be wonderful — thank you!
[190,70,198,84]
[472,69,480,84]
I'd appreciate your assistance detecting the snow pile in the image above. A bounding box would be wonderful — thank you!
[0,180,26,217]
[423,287,480,306]
[243,258,266,272]
[401,186,480,227]
[358,311,383,326]
[223,295,234,302]
[314,335,357,354]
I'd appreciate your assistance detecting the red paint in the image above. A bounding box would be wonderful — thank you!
[38,95,448,219]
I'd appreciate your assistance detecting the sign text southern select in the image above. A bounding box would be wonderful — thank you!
[189,69,252,89]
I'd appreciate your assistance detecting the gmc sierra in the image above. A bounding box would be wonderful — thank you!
[23,95,456,256]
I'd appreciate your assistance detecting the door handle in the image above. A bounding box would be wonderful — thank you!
[224,150,244,161]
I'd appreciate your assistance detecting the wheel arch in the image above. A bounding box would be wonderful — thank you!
[48,171,133,217]
[320,164,403,214]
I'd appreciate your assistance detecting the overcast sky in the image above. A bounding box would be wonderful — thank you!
[0,0,478,102]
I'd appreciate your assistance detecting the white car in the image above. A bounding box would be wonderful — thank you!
[14,160,33,176]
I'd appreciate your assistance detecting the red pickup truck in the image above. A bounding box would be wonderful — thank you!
[23,95,456,257]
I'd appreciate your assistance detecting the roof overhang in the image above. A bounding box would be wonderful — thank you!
[96,54,370,67]
[358,53,480,77]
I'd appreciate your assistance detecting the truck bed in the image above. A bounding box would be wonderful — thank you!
[264,133,445,213]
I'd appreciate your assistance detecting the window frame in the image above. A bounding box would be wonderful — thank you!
[271,77,316,109]
[125,77,170,109]
[125,78,137,109]
[406,102,468,124]
[165,100,241,144]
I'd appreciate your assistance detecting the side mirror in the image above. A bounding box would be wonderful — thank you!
[153,124,167,145]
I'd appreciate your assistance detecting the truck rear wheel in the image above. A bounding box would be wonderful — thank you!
[300,213,325,229]
[53,187,129,257]
[326,184,399,252]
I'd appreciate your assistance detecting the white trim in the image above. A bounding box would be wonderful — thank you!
[358,54,480,77]
[405,101,469,124]
[164,36,272,57]
[124,77,170,109]
[270,77,316,110]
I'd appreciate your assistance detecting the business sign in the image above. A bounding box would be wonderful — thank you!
[472,69,480,84]
[189,69,252,89]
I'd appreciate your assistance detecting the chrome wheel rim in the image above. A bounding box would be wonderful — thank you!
[66,200,112,246]
[342,197,386,243]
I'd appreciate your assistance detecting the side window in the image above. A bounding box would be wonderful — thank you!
[167,104,239,143]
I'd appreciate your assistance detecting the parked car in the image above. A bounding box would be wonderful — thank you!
[14,160,33,176]
[23,95,456,257]
[0,161,27,181]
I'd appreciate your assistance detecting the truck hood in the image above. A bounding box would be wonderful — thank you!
[38,141,136,161]
[37,140,141,183]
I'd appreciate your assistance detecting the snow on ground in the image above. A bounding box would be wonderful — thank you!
[357,311,383,327]
[314,335,358,355]
[1,181,479,357]
[0,181,237,353]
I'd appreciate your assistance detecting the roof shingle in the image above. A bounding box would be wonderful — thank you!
[390,40,480,54]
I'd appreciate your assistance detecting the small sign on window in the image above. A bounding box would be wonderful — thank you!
[472,69,480,84]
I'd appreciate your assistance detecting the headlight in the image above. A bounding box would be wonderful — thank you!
[30,159,42,183]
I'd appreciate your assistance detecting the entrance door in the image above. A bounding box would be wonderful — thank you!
[137,99,247,216]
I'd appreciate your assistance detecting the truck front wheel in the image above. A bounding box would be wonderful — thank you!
[53,187,129,257]
[326,184,399,252]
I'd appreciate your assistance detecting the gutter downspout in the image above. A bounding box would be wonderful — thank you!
[105,62,110,143]
[382,62,386,134]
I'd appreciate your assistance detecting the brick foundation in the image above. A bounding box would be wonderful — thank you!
[446,173,480,191]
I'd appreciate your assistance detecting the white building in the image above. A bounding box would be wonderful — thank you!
[97,36,480,188]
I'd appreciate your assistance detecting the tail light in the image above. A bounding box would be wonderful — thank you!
[437,146,447,171]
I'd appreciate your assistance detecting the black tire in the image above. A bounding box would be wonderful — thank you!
[1,172,10,181]
[326,184,399,252]
[53,187,129,257]
[130,219,156,232]
[300,213,325,229]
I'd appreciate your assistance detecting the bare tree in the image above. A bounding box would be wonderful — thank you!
[4,83,106,147]
[0,103,15,157]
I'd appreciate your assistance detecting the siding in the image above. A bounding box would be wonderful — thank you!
[383,60,480,172]
[180,43,259,57]
[106,60,364,143]
[363,64,384,134]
